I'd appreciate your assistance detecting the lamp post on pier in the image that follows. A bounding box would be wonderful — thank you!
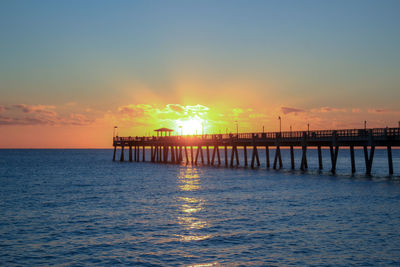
[278,116,281,134]
[113,126,118,138]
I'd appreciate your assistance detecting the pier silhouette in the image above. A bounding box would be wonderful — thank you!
[113,127,400,175]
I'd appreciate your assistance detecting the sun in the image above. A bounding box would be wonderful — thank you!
[177,117,204,135]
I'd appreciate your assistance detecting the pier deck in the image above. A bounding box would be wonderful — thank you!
[113,127,400,175]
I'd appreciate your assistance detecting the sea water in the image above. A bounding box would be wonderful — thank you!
[1,149,400,266]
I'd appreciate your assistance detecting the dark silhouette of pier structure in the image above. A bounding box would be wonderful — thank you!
[113,127,400,175]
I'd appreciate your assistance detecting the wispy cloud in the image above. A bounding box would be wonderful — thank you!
[311,106,347,113]
[368,108,389,114]
[13,104,57,115]
[281,107,305,115]
[0,104,93,126]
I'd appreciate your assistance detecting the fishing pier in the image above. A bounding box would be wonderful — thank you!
[113,127,400,175]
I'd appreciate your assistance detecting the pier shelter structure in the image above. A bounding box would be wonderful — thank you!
[113,127,400,175]
[154,128,174,137]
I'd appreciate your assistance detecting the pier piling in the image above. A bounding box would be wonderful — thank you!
[388,146,393,175]
[113,127,400,175]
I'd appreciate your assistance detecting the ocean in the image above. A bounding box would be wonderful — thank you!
[1,148,400,266]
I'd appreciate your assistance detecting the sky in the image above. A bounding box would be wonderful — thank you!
[0,0,399,148]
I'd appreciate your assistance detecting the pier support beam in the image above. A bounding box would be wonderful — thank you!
[175,146,180,163]
[350,146,356,173]
[300,146,308,171]
[216,146,221,165]
[244,146,248,167]
[330,146,339,174]
[134,146,137,162]
[113,146,117,161]
[190,146,194,164]
[251,146,260,168]
[318,146,323,170]
[185,146,189,164]
[200,146,204,164]
[388,146,393,175]
[266,146,270,168]
[206,146,210,165]
[364,146,375,175]
[230,146,240,167]
[290,146,295,170]
[129,145,133,162]
[273,146,282,169]
[171,146,175,163]
[211,146,216,165]
[164,146,169,163]
[210,146,221,166]
[235,146,240,166]
[179,146,183,163]
[225,145,228,167]
[143,145,145,162]
[195,146,200,165]
[120,146,125,162]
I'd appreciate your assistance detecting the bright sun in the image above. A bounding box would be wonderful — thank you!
[178,117,204,135]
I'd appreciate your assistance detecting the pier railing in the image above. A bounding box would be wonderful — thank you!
[113,127,400,142]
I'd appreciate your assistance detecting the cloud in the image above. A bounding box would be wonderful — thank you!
[368,108,388,114]
[281,107,305,115]
[62,113,94,126]
[166,104,185,114]
[13,104,56,114]
[0,104,93,126]
[0,105,5,113]
[311,106,347,113]
[118,104,149,117]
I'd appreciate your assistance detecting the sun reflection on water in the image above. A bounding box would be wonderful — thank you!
[178,168,201,191]
[176,167,211,242]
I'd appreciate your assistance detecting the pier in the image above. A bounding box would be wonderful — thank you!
[113,127,400,175]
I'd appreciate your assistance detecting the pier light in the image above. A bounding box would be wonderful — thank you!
[278,116,281,133]
[113,126,118,138]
